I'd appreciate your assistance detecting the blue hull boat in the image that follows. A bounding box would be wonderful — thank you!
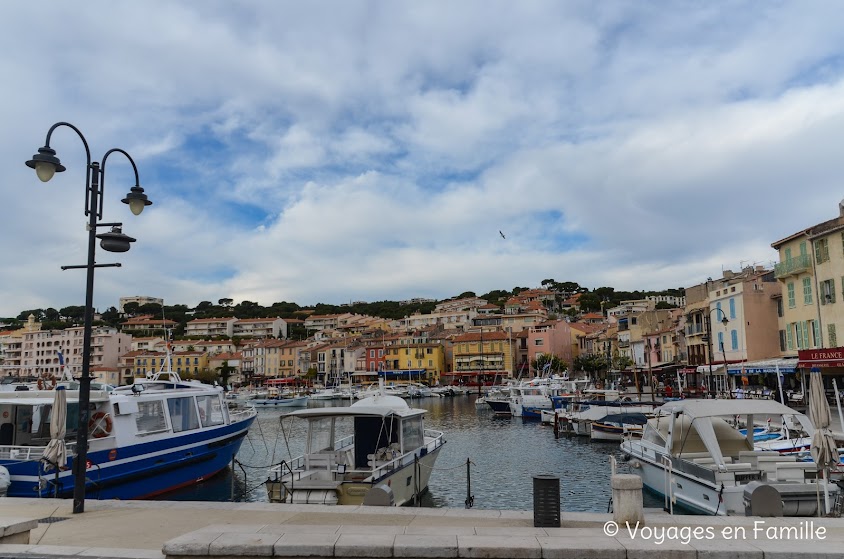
[0,372,256,499]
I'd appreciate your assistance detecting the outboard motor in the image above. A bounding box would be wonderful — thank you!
[362,484,394,506]
[743,481,783,517]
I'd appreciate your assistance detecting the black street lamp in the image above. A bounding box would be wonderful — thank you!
[26,122,152,514]
[704,308,729,399]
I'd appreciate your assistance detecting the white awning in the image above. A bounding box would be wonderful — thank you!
[726,358,799,375]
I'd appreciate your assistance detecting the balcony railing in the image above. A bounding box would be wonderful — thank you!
[774,253,812,279]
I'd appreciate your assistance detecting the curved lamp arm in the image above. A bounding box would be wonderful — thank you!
[101,148,144,216]
[33,122,94,215]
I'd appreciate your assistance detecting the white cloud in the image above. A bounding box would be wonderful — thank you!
[3,1,844,316]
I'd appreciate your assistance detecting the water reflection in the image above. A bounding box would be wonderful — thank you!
[156,395,661,512]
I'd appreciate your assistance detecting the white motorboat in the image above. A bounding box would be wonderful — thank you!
[252,395,309,407]
[559,401,657,437]
[621,399,840,516]
[266,381,445,506]
[404,382,433,399]
[355,383,407,399]
[589,412,651,441]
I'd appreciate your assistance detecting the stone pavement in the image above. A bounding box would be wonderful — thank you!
[1,498,844,558]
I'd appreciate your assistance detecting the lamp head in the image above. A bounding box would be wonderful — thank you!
[721,316,729,326]
[121,185,152,216]
[96,226,136,253]
[25,146,66,182]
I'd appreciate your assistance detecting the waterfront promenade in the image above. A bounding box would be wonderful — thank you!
[2,497,844,558]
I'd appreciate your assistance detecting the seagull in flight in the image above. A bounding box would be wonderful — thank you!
[499,230,506,239]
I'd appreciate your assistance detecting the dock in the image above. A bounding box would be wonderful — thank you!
[1,497,844,558]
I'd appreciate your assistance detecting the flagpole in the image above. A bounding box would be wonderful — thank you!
[775,363,785,405]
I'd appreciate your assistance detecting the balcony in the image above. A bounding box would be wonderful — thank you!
[774,253,812,279]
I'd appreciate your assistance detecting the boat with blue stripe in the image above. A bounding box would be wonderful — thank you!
[0,371,256,499]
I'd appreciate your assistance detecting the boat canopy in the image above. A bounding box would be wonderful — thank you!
[657,398,810,422]
[650,399,816,469]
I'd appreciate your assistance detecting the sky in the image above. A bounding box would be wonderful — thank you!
[4,1,844,318]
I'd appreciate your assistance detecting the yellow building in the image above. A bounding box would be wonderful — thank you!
[171,351,209,377]
[449,331,514,384]
[382,343,446,385]
[773,232,822,355]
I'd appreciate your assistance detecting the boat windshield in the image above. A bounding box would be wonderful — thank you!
[306,417,353,452]
[401,415,424,450]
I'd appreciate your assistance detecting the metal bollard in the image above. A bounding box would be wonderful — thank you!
[533,474,561,527]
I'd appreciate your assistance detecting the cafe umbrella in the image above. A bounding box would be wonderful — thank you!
[808,368,838,515]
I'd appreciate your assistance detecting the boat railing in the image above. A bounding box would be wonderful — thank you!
[366,431,444,481]
[229,406,257,422]
[0,442,76,461]
[424,429,445,454]
[668,454,717,483]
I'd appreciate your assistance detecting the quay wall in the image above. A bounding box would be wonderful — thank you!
[0,498,843,559]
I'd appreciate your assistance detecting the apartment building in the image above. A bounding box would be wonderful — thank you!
[185,317,237,338]
[121,315,178,335]
[233,317,287,339]
[21,326,132,378]
[449,331,514,383]
[119,296,163,313]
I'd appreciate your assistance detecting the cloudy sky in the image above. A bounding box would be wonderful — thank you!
[3,1,844,318]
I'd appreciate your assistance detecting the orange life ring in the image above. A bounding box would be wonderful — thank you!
[89,412,113,438]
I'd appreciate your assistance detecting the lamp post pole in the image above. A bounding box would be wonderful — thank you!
[26,122,151,514]
[704,308,729,399]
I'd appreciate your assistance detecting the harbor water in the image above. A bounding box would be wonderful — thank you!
[155,393,661,512]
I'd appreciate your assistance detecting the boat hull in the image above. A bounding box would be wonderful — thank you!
[2,416,255,500]
[267,443,443,506]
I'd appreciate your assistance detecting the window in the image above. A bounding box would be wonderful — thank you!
[729,298,736,319]
[167,397,200,432]
[821,279,836,304]
[830,324,838,348]
[787,283,796,307]
[717,332,724,352]
[815,238,830,264]
[196,395,224,427]
[730,330,738,350]
[812,321,820,348]
[795,322,803,349]
[779,330,787,352]
[803,278,813,305]
[534,339,544,346]
[135,401,167,434]
[401,416,424,451]
[786,325,794,350]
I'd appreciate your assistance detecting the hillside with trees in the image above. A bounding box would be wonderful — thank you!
[3,279,684,337]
